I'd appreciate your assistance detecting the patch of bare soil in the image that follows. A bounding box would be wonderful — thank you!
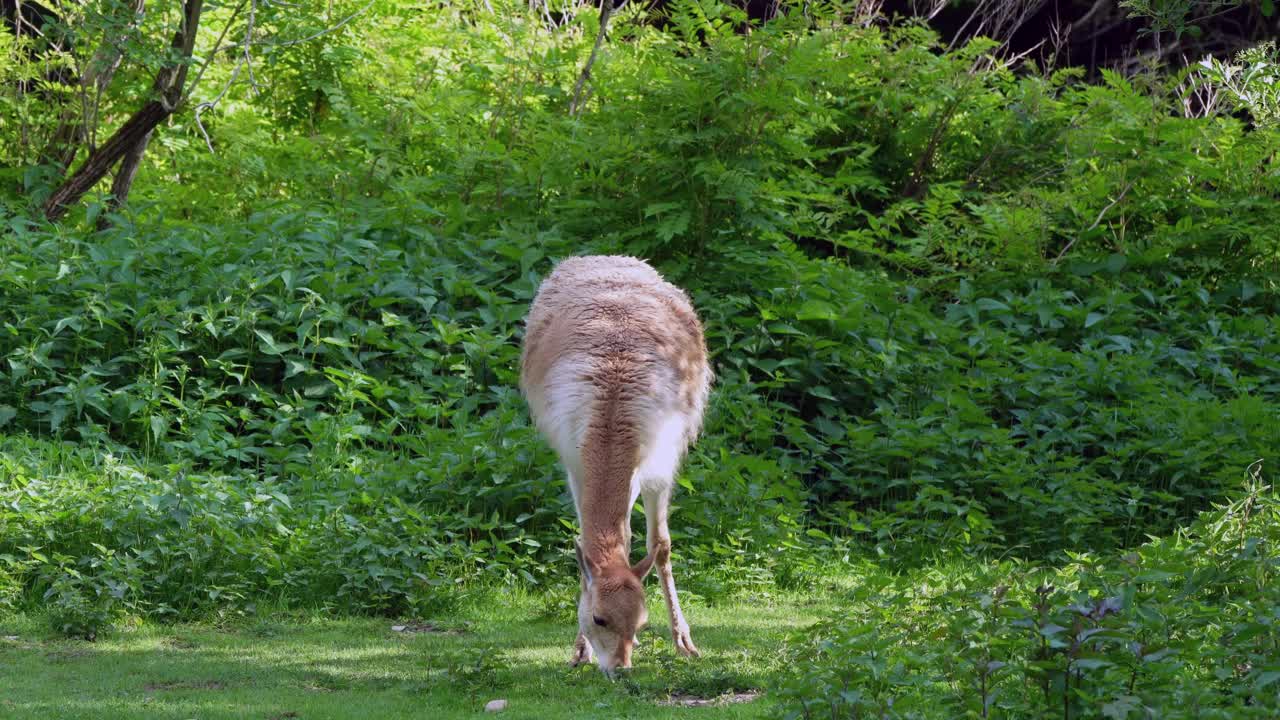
[658,690,762,707]
[1,635,34,650]
[389,621,466,635]
[302,681,334,693]
[144,680,226,692]
[44,645,94,663]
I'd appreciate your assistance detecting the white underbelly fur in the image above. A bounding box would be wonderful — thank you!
[527,360,692,514]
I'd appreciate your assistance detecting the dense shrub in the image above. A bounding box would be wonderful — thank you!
[716,250,1280,553]
[778,465,1280,719]
[1,202,1274,619]
[0,2,1276,631]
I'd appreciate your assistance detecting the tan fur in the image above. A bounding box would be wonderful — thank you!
[520,255,711,674]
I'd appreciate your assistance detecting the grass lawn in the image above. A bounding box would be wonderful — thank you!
[0,586,837,719]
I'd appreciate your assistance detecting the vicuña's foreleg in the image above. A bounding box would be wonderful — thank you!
[644,488,699,657]
[566,470,594,667]
[570,551,594,666]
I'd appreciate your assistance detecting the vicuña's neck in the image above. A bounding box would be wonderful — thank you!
[580,499,631,569]
[579,408,639,568]
[582,532,629,571]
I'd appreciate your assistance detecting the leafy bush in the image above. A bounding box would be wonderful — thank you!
[1,200,1273,623]
[40,553,138,641]
[779,464,1280,719]
[0,1,1276,637]
[1192,41,1280,127]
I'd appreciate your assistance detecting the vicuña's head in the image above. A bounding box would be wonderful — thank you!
[576,540,655,676]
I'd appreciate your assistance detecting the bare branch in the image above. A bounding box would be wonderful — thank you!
[186,0,250,95]
[242,0,259,94]
[569,0,614,117]
[1052,180,1136,263]
[191,0,252,152]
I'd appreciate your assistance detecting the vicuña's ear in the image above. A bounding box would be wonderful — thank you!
[631,553,655,580]
[575,539,594,585]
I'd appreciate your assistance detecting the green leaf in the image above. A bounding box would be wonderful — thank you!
[254,329,296,356]
[797,299,838,321]
[150,416,168,443]
[808,385,837,401]
[814,415,844,439]
[1103,254,1127,273]
[1255,671,1280,688]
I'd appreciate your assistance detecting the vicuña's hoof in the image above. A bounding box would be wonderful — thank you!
[569,635,593,667]
[673,628,700,658]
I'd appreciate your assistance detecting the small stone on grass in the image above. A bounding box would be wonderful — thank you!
[484,699,508,712]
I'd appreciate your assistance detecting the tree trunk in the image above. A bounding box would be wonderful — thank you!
[96,130,152,230]
[43,0,203,222]
[44,0,148,171]
[44,100,166,220]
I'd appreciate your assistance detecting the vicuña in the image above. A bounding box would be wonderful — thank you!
[520,255,711,675]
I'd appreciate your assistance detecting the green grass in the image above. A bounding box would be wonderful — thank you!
[0,586,837,719]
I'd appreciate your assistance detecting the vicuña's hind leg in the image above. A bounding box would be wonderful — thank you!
[644,487,699,657]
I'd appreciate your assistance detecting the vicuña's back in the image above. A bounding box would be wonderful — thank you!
[520,255,710,674]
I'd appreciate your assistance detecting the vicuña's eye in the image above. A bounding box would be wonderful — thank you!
[593,615,607,627]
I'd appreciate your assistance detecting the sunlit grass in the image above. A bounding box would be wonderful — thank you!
[0,586,838,719]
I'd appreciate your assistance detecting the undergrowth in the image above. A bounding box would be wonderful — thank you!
[780,462,1280,719]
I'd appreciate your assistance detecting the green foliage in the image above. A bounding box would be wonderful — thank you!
[1193,41,1280,127]
[0,0,1275,676]
[1119,0,1243,42]
[686,241,1278,555]
[40,551,138,641]
[438,644,511,696]
[779,467,1280,718]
